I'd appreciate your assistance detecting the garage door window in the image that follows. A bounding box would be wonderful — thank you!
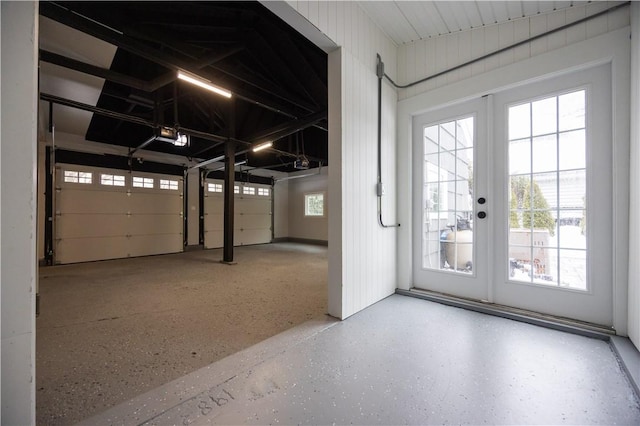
[64,170,92,184]
[101,174,125,187]
[133,176,154,188]
[160,179,179,190]
[258,188,270,196]
[207,183,223,193]
[243,186,256,195]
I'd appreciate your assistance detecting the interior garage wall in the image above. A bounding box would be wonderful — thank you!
[273,179,289,239]
[396,4,631,334]
[1,2,38,423]
[287,167,329,242]
[269,1,398,319]
[628,2,640,350]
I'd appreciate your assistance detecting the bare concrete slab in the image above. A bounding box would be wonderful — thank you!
[36,243,328,425]
[81,295,640,425]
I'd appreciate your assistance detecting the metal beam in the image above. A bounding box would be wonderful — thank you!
[247,110,327,143]
[41,92,156,128]
[146,44,245,92]
[40,92,231,146]
[39,49,151,91]
[129,134,156,156]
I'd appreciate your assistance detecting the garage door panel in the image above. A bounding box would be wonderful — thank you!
[204,213,224,231]
[55,236,129,264]
[127,215,183,234]
[203,179,272,248]
[58,189,128,214]
[238,214,271,229]
[56,214,129,238]
[55,165,185,264]
[128,235,182,257]
[237,198,270,213]
[129,192,183,213]
[237,229,271,245]
[204,196,224,212]
[204,230,224,249]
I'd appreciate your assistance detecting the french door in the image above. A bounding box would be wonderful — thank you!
[412,98,489,301]
[412,64,614,326]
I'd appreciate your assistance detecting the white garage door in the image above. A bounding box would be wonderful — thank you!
[203,179,272,249]
[55,164,184,264]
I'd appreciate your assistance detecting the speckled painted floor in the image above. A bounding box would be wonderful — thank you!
[36,243,327,425]
[81,294,640,425]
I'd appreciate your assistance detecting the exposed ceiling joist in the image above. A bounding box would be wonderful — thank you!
[40,2,314,121]
[248,110,328,143]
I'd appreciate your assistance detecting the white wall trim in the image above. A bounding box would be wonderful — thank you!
[397,27,631,334]
[628,2,640,349]
[1,2,38,423]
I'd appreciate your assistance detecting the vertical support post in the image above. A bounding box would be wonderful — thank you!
[199,170,205,245]
[222,98,236,263]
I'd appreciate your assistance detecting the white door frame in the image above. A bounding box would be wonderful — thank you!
[397,27,630,334]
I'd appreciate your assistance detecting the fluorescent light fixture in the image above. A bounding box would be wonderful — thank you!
[177,71,232,98]
[252,141,273,152]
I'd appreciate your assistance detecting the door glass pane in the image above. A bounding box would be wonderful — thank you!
[507,89,587,290]
[509,139,531,174]
[532,134,557,173]
[422,116,474,274]
[558,130,585,170]
[532,97,557,136]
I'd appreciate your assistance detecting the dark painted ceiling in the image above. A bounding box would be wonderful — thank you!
[39,1,328,173]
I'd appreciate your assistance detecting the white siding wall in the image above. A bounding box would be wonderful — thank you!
[1,2,38,423]
[629,3,640,350]
[282,1,398,319]
[287,167,329,242]
[397,2,630,100]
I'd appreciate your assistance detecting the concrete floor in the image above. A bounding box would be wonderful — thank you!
[36,243,328,425]
[81,294,640,426]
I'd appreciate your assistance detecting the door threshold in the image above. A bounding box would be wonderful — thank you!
[396,288,615,340]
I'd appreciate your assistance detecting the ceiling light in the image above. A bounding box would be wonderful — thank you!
[177,71,232,99]
[252,141,273,152]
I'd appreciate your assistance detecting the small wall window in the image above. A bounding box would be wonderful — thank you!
[258,187,270,196]
[234,185,240,194]
[101,174,125,187]
[208,183,223,193]
[243,186,255,195]
[64,170,92,184]
[305,193,325,217]
[132,176,154,188]
[159,179,179,190]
